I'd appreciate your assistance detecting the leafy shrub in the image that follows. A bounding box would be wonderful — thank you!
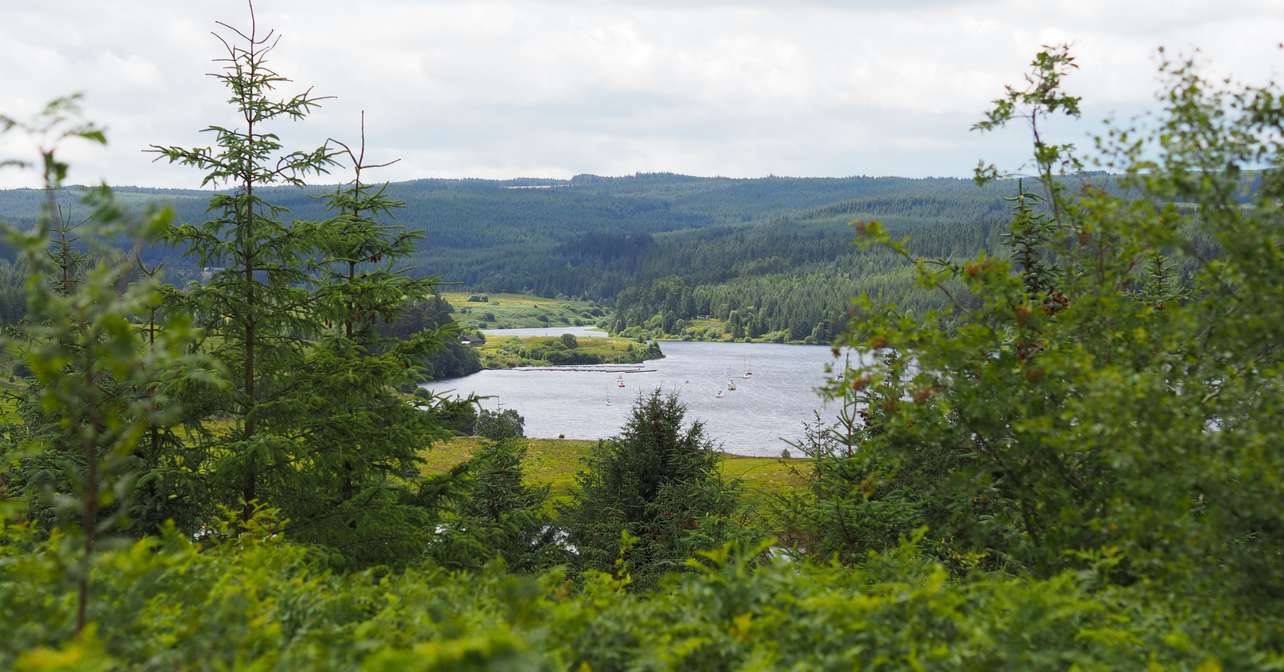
[474,408,525,440]
[0,516,1257,669]
[811,46,1284,632]
[426,439,559,572]
[559,391,745,587]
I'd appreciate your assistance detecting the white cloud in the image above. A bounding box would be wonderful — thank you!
[1,0,1280,188]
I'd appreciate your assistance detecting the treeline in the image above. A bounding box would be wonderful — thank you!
[0,159,1021,341]
[608,206,1001,340]
[0,140,1221,345]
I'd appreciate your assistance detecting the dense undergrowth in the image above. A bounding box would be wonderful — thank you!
[1,515,1244,671]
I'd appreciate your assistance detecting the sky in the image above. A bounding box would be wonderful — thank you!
[1,0,1281,189]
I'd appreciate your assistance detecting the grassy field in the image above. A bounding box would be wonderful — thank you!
[441,292,608,330]
[619,318,807,345]
[476,334,662,368]
[421,436,806,507]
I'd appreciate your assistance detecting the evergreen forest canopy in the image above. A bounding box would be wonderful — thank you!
[0,163,1024,342]
[0,4,1282,670]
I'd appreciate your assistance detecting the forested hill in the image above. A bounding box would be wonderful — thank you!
[0,172,1021,340]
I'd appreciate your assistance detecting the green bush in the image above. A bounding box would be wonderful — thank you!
[0,516,1252,670]
[796,45,1284,642]
[558,391,745,587]
[474,408,525,440]
[425,439,560,572]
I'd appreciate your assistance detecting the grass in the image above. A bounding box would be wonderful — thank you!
[476,335,662,368]
[422,436,806,508]
[620,318,809,345]
[441,292,608,330]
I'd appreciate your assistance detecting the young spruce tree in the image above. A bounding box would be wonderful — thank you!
[560,390,742,586]
[149,2,335,521]
[276,116,451,565]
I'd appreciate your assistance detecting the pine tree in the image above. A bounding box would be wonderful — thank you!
[1138,251,1183,309]
[1003,179,1057,301]
[317,112,433,343]
[149,2,335,520]
[274,116,451,564]
[559,391,741,586]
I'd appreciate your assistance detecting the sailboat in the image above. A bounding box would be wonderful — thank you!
[616,375,625,389]
[715,388,725,399]
[743,356,753,379]
[727,378,737,391]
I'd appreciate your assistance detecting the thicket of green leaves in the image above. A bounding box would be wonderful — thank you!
[784,45,1284,664]
[0,6,1280,668]
[1,513,1224,671]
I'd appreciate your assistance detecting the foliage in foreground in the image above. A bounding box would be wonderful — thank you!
[785,44,1284,656]
[0,511,1242,671]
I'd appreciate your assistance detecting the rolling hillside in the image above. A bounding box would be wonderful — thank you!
[0,172,1023,339]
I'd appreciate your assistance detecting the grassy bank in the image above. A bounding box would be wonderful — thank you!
[617,320,826,345]
[477,334,663,368]
[422,436,805,507]
[442,292,607,330]
[442,291,823,345]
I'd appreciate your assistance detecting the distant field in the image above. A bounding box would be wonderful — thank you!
[619,317,806,345]
[476,334,660,368]
[441,292,607,330]
[422,436,806,507]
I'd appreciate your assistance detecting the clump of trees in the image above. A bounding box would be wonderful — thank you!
[381,294,482,380]
[787,44,1284,648]
[424,438,558,572]
[0,4,465,573]
[473,407,525,440]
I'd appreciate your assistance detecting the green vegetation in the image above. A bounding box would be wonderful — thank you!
[472,408,526,441]
[0,177,1002,342]
[423,438,560,572]
[441,291,607,330]
[3,516,1211,670]
[0,7,1280,667]
[142,14,453,570]
[787,45,1284,658]
[477,334,663,368]
[381,295,482,380]
[559,391,744,586]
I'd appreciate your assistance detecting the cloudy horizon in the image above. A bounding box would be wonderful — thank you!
[2,0,1281,189]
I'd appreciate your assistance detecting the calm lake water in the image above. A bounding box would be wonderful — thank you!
[422,335,847,457]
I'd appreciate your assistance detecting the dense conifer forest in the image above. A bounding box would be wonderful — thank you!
[0,170,1016,341]
[0,4,1281,670]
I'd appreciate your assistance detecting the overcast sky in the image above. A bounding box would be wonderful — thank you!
[2,0,1281,189]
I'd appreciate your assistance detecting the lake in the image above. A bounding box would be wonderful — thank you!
[422,336,848,457]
